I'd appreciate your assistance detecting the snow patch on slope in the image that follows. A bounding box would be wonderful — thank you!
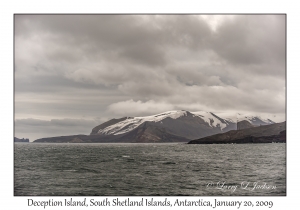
[98,110,188,135]
[214,112,237,123]
[191,111,228,130]
[216,112,274,124]
[236,113,274,124]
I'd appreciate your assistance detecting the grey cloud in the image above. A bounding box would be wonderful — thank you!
[118,80,175,97]
[107,99,175,117]
[211,15,285,68]
[15,74,106,93]
[119,43,166,66]
[15,15,213,69]
[49,118,98,127]
[15,15,166,67]
[15,118,97,127]
[15,92,125,120]
[14,15,286,141]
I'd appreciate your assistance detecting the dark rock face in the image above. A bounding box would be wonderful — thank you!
[14,137,29,142]
[109,121,191,143]
[188,122,286,144]
[237,120,255,130]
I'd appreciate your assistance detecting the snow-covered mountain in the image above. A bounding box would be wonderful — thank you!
[216,112,275,125]
[91,110,274,136]
[91,111,231,136]
[236,113,275,126]
[88,110,274,142]
[34,110,276,143]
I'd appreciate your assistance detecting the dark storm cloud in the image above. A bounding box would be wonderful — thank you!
[14,15,286,140]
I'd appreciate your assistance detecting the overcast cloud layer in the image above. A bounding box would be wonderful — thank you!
[14,15,286,141]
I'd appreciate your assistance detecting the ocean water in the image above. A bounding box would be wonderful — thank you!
[14,143,286,196]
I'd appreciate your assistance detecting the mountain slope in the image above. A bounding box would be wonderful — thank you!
[91,110,236,139]
[33,110,276,143]
[188,121,286,144]
[237,120,255,130]
[90,117,129,135]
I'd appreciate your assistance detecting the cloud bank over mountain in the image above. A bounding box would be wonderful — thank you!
[14,15,286,140]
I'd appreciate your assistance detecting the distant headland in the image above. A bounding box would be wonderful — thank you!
[14,137,29,143]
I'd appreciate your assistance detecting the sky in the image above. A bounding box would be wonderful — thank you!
[14,15,286,141]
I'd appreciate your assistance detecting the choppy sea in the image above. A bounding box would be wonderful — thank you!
[14,143,286,196]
